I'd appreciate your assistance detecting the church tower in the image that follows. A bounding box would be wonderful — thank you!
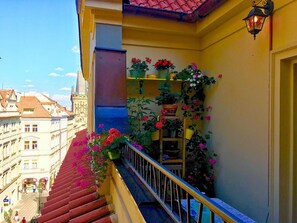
[71,70,88,130]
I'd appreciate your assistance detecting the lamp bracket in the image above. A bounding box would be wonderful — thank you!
[252,0,274,16]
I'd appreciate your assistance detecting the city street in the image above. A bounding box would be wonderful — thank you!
[2,191,48,223]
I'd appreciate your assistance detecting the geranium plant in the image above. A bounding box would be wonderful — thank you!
[153,59,175,70]
[73,125,127,188]
[128,57,151,71]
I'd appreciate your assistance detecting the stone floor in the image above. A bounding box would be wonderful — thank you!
[2,191,48,223]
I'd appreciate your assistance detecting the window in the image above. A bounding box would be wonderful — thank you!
[23,160,29,169]
[32,160,37,169]
[25,125,30,132]
[24,141,30,150]
[32,124,38,132]
[3,143,9,159]
[32,141,38,150]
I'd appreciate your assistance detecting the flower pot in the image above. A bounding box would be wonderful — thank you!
[130,69,145,78]
[151,130,160,141]
[108,150,121,160]
[169,130,177,138]
[158,69,169,79]
[162,104,178,116]
[185,129,194,140]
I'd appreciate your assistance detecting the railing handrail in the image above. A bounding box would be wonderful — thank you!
[124,141,244,223]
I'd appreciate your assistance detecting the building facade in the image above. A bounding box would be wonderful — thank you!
[17,92,74,191]
[71,70,88,131]
[0,90,21,221]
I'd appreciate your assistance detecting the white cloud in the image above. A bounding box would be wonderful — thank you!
[52,94,70,101]
[52,94,71,109]
[65,72,77,77]
[25,70,30,73]
[55,67,64,71]
[72,46,80,53]
[49,72,61,77]
[23,84,35,88]
[25,79,32,83]
[59,87,71,91]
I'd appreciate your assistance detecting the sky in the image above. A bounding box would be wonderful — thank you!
[0,0,81,110]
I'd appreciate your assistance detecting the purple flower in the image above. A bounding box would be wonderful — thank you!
[199,143,205,149]
[209,159,216,165]
[191,63,197,70]
[205,115,211,121]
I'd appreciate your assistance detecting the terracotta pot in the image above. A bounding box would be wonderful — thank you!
[162,104,178,116]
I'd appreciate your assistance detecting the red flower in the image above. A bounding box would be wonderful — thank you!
[131,57,137,63]
[141,115,148,121]
[155,121,163,130]
[145,57,151,63]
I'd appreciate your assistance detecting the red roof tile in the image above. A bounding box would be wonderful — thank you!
[129,0,207,14]
[38,129,117,223]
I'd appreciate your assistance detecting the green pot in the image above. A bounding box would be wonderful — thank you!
[129,69,146,78]
[108,150,121,160]
[158,69,169,79]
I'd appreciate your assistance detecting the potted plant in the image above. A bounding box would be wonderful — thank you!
[128,57,151,78]
[73,125,127,188]
[163,118,183,138]
[155,76,180,116]
[153,58,175,78]
[174,63,216,120]
[143,115,163,140]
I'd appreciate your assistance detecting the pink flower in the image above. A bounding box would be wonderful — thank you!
[209,159,216,165]
[92,144,99,151]
[191,63,197,70]
[182,104,188,110]
[199,143,205,149]
[205,115,211,121]
[98,123,104,129]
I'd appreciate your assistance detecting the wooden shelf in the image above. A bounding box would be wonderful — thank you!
[158,116,186,178]
[127,77,182,81]
[162,138,182,141]
[162,159,183,164]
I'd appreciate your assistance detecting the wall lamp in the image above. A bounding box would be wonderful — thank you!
[243,0,274,39]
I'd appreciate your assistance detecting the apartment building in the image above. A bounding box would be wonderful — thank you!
[0,89,21,221]
[17,92,75,191]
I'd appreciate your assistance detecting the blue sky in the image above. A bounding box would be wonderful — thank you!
[0,0,81,109]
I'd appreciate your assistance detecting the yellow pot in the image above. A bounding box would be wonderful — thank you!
[185,129,194,140]
[151,131,160,141]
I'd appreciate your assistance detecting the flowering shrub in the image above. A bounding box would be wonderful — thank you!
[128,57,151,71]
[185,131,217,197]
[153,59,175,70]
[174,63,217,126]
[73,126,127,188]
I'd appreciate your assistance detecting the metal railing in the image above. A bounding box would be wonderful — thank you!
[122,142,244,223]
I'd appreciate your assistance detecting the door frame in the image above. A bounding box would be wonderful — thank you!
[270,44,297,223]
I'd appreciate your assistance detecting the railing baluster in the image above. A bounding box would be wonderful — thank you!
[123,142,245,223]
[198,203,203,223]
[186,193,190,223]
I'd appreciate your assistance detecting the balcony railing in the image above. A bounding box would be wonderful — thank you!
[122,142,244,223]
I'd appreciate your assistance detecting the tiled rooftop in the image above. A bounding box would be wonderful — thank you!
[129,0,207,14]
[37,129,117,223]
